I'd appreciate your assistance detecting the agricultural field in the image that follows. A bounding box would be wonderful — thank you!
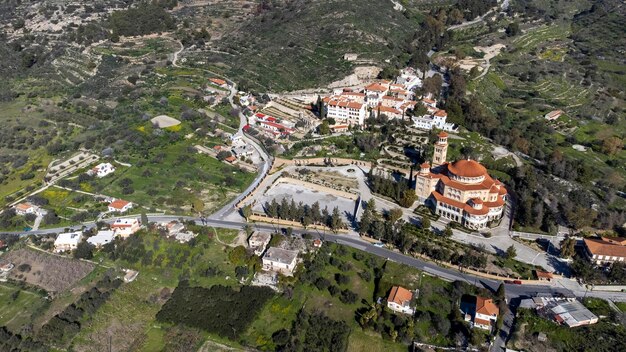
[1,248,95,293]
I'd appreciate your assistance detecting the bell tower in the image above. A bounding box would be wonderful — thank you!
[432,131,448,167]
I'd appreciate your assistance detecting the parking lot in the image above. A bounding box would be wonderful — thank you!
[253,182,357,222]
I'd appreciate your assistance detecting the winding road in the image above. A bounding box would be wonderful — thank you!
[2,42,625,319]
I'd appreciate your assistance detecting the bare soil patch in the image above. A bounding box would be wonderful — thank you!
[2,248,94,293]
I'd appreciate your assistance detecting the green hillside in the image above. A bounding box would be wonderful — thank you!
[205,0,424,91]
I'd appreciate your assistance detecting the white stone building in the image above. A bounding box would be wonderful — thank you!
[54,232,83,253]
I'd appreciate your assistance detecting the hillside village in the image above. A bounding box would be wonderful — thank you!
[0,0,625,352]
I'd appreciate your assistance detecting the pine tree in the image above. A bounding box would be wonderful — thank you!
[330,207,343,232]
[311,201,322,224]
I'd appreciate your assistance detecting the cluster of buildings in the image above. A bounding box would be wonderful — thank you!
[247,231,299,275]
[13,202,46,216]
[323,78,419,128]
[321,68,456,132]
[157,221,196,243]
[414,132,508,230]
[412,98,458,132]
[248,231,323,277]
[249,113,295,138]
[54,218,142,252]
[385,288,501,333]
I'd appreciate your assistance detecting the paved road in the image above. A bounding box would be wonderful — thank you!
[492,306,514,352]
[209,84,272,220]
[8,215,625,302]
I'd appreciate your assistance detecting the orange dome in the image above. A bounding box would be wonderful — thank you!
[437,131,448,138]
[448,159,487,178]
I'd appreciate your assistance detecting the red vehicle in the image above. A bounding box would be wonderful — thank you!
[504,280,523,285]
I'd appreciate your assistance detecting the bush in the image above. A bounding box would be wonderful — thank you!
[339,289,358,304]
[156,284,274,339]
[335,273,350,286]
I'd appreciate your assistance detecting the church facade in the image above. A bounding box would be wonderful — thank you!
[414,132,508,230]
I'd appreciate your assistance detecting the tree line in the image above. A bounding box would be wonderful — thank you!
[33,274,122,347]
[156,283,274,340]
[261,198,345,231]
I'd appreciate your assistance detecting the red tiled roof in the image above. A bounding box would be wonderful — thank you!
[341,92,366,97]
[382,96,404,102]
[327,98,363,110]
[437,131,448,138]
[210,78,226,85]
[258,120,293,132]
[476,296,499,316]
[378,106,402,115]
[434,109,447,117]
[15,203,34,211]
[475,317,492,326]
[365,83,388,92]
[109,199,130,210]
[387,286,413,305]
[584,238,626,258]
[535,270,554,279]
[545,110,564,119]
[601,236,626,245]
[225,156,237,162]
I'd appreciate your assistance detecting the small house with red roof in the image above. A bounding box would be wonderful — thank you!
[386,286,415,315]
[108,199,133,213]
[209,78,227,87]
[461,295,499,331]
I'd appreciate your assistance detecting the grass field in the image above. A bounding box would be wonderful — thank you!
[71,230,241,351]
[88,140,255,215]
[0,283,48,332]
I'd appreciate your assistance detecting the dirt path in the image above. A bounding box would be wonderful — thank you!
[171,40,184,67]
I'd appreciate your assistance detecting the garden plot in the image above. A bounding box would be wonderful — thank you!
[2,248,94,293]
[254,182,357,222]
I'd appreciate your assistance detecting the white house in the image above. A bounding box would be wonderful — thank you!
[386,286,415,315]
[110,218,141,238]
[262,247,299,275]
[87,230,115,248]
[14,202,39,216]
[54,232,83,253]
[463,296,499,331]
[248,232,271,256]
[363,82,390,107]
[108,199,133,213]
[412,98,458,132]
[88,163,116,178]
